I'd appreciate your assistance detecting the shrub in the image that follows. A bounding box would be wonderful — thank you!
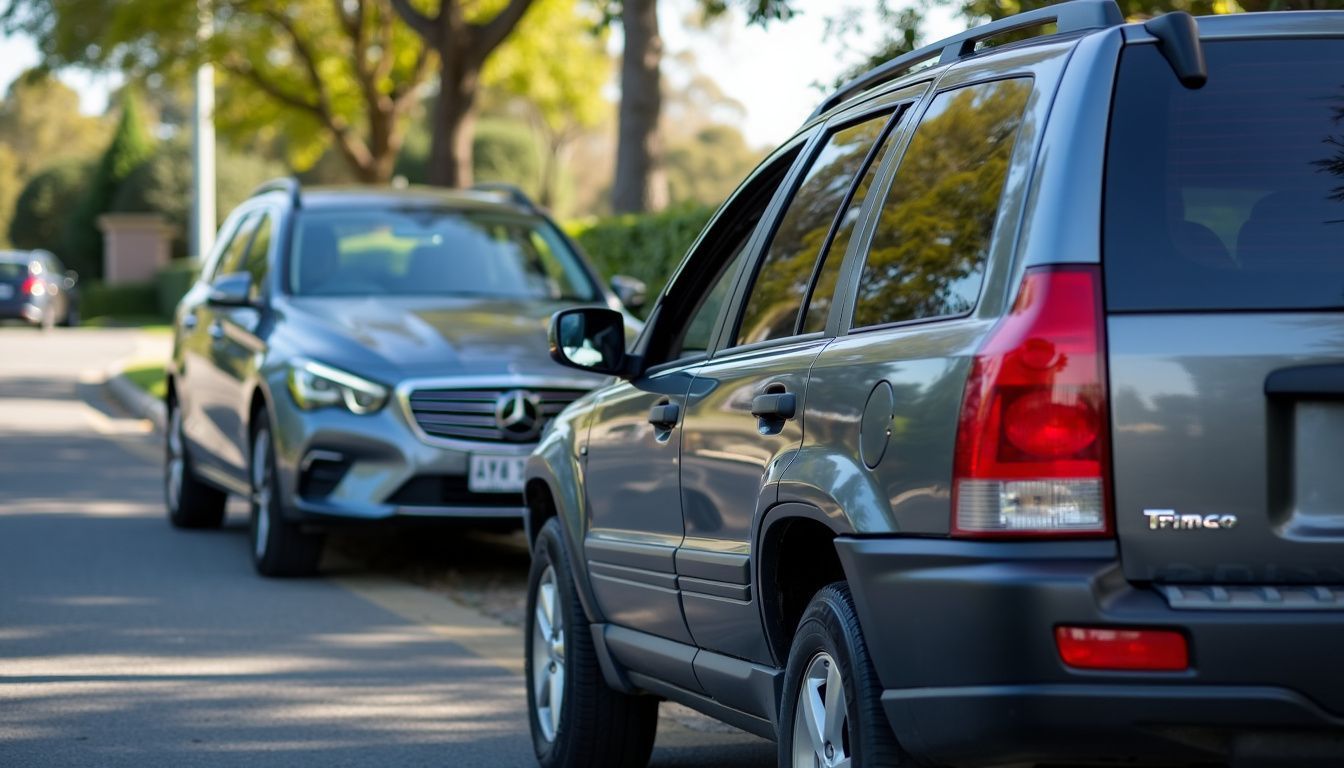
[567,205,714,313]
[82,281,160,320]
[155,259,199,317]
[9,160,93,257]
[65,91,155,279]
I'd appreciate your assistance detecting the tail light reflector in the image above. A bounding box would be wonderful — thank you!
[20,275,41,296]
[1056,626,1189,671]
[952,266,1112,537]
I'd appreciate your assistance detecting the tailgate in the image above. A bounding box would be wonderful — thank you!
[1103,37,1344,586]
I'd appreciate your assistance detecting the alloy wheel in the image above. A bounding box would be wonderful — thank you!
[531,565,566,742]
[792,651,851,768]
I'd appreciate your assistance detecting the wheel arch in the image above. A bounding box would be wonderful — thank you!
[755,501,855,666]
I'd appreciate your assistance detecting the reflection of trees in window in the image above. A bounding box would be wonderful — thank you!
[1316,87,1344,205]
[735,115,894,346]
[853,79,1031,329]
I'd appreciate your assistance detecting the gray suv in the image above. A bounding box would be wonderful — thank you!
[165,181,638,576]
[523,4,1344,766]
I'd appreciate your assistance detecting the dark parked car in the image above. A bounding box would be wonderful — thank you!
[165,181,641,577]
[523,5,1344,767]
[0,250,79,328]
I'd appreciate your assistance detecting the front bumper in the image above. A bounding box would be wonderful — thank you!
[834,537,1344,766]
[269,385,529,523]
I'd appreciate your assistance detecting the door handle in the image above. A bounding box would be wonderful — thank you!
[208,320,225,341]
[648,401,680,429]
[750,391,796,421]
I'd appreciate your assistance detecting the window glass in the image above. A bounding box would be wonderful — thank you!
[212,212,261,284]
[736,114,894,346]
[242,213,273,300]
[852,79,1032,329]
[801,110,911,333]
[677,242,751,358]
[1105,40,1344,311]
[288,209,596,300]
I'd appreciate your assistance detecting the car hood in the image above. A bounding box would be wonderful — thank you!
[281,296,610,382]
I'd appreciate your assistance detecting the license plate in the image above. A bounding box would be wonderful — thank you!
[0,284,12,300]
[468,455,527,493]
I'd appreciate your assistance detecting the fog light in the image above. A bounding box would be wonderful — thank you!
[1055,626,1188,671]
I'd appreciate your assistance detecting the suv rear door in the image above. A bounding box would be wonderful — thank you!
[1105,36,1344,588]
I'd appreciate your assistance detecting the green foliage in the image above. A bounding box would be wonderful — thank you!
[154,259,199,316]
[0,70,108,179]
[121,362,167,400]
[8,159,91,254]
[568,205,714,311]
[81,280,160,320]
[397,116,544,194]
[111,139,285,257]
[0,146,19,248]
[65,91,155,278]
[665,125,763,208]
[7,0,432,182]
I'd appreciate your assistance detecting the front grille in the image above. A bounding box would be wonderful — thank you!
[387,475,522,508]
[407,387,589,443]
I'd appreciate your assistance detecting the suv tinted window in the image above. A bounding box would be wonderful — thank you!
[852,79,1032,329]
[735,114,895,346]
[1106,40,1344,312]
[242,213,273,301]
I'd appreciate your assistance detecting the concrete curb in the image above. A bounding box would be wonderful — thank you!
[104,364,167,432]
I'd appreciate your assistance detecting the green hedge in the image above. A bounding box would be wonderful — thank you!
[82,281,160,320]
[155,259,199,317]
[567,206,714,315]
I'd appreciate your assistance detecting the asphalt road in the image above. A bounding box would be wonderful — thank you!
[0,326,774,767]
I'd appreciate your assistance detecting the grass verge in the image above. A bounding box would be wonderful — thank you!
[121,362,167,401]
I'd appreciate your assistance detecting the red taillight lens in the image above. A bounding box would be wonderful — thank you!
[19,275,38,296]
[1056,626,1189,671]
[952,266,1112,537]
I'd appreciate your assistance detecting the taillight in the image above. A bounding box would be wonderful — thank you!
[952,266,1112,537]
[19,275,40,296]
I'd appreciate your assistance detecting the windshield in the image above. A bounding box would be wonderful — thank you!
[288,208,598,301]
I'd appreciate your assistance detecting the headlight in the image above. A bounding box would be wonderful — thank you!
[286,359,389,415]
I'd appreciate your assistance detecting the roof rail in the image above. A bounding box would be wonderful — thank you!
[809,0,1124,120]
[470,182,537,211]
[251,177,302,209]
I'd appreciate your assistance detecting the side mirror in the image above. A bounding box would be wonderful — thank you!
[63,270,78,290]
[610,275,647,311]
[207,272,254,308]
[549,307,629,376]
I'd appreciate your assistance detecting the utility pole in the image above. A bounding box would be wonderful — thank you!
[190,0,216,261]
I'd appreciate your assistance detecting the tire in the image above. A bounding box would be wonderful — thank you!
[249,415,324,577]
[778,582,908,768]
[527,518,658,768]
[165,400,228,529]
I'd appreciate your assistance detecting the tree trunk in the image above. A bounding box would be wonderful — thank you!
[612,0,668,214]
[429,51,480,188]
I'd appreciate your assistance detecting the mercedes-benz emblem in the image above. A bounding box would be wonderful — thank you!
[494,389,543,442]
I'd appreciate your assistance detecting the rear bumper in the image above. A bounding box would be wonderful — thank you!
[834,537,1344,765]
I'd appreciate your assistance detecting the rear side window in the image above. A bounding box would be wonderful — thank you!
[851,79,1033,329]
[1105,40,1344,312]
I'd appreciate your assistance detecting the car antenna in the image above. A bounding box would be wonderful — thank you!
[1145,12,1207,90]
